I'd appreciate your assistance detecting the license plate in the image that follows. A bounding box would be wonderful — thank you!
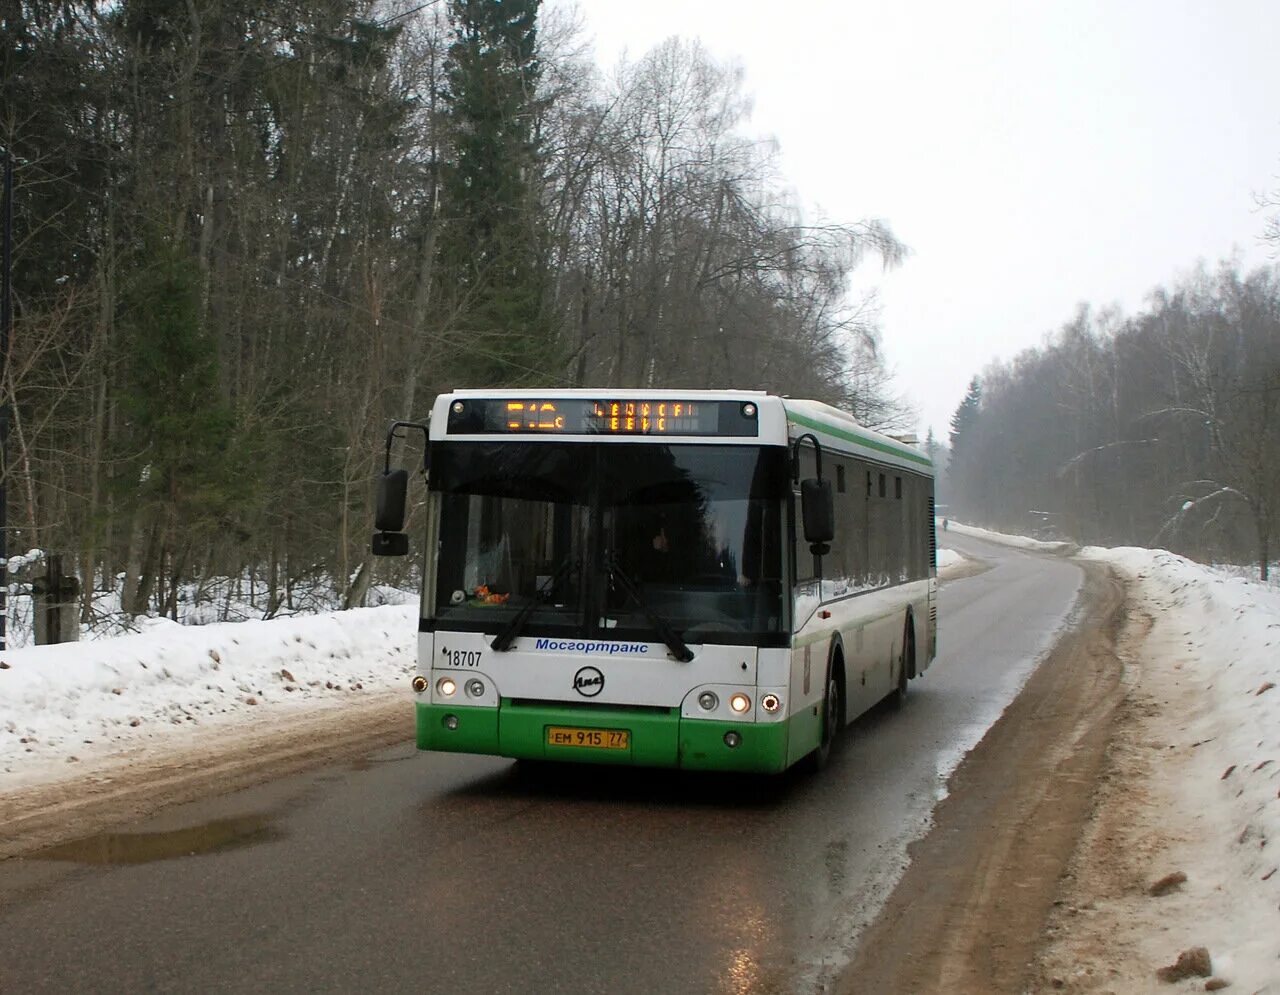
[545,726,630,750]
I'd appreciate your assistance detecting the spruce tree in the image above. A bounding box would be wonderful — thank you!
[949,377,982,456]
[117,240,237,559]
[438,0,557,385]
[948,377,982,517]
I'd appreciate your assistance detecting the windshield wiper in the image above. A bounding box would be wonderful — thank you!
[605,552,694,663]
[490,557,579,652]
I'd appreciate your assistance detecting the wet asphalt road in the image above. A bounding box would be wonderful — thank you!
[0,534,1082,995]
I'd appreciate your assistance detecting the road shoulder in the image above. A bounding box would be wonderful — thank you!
[1032,575,1276,992]
[836,561,1126,993]
[0,695,411,860]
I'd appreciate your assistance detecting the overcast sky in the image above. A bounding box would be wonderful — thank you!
[554,0,1280,439]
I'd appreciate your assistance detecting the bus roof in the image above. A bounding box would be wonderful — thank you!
[781,398,933,474]
[427,390,932,474]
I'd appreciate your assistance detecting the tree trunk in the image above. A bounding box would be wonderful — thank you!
[266,531,282,618]
[573,269,592,386]
[344,555,374,610]
[125,520,162,617]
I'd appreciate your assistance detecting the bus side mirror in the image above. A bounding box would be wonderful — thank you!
[373,469,409,557]
[376,469,408,532]
[801,478,834,555]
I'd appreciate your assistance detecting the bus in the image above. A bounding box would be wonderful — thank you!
[373,390,936,774]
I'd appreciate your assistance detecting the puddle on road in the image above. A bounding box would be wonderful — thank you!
[31,815,283,865]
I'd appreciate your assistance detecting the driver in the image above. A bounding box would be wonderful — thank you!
[638,516,676,583]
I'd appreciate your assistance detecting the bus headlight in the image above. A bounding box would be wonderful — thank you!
[761,693,781,713]
[437,677,457,697]
[729,693,751,714]
[465,678,485,698]
[697,691,718,711]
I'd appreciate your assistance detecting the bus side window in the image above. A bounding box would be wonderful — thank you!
[849,460,871,589]
[834,456,866,596]
[886,479,905,583]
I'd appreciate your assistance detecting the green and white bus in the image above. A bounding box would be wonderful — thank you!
[373,390,936,774]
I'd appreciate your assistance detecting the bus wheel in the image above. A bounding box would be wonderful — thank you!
[808,666,843,772]
[892,615,914,711]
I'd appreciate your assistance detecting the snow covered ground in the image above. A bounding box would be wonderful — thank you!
[952,521,1279,988]
[1072,545,1279,989]
[1,604,418,789]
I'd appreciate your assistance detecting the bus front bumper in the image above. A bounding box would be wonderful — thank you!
[416,700,790,774]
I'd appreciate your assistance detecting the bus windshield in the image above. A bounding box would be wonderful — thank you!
[431,442,789,645]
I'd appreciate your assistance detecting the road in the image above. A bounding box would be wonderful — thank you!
[0,534,1085,994]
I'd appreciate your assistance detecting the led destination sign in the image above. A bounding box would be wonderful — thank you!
[509,400,704,434]
[445,398,760,437]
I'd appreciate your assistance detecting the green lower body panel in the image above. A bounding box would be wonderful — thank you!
[678,716,790,774]
[416,702,499,755]
[416,700,792,774]
[786,702,823,769]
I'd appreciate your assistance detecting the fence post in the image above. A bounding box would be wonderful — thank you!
[32,554,81,645]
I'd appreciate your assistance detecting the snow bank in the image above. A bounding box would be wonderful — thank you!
[943,520,1075,554]
[1079,544,1280,987]
[1,604,417,788]
[936,548,964,571]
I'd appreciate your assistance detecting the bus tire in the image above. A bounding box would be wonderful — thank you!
[808,657,844,772]
[891,614,914,711]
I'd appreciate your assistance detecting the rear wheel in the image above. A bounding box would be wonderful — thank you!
[891,615,915,711]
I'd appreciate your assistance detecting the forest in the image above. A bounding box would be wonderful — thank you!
[1,0,909,624]
[945,260,1280,580]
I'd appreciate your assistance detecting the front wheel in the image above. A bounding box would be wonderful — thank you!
[807,669,843,772]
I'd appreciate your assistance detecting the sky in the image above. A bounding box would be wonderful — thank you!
[554,0,1280,440]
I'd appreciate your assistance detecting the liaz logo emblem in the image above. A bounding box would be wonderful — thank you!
[572,666,604,697]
